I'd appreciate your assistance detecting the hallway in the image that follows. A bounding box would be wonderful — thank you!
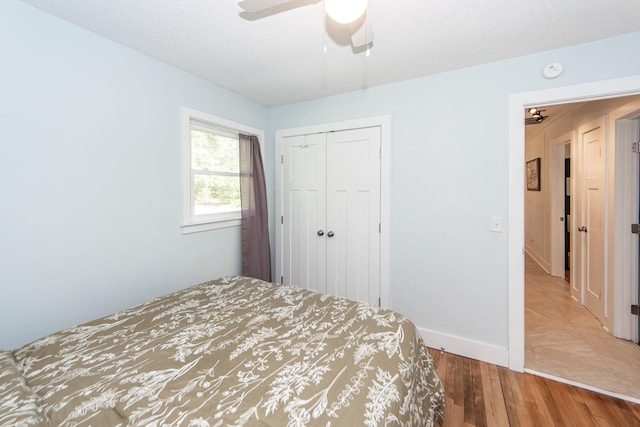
[525,255,640,401]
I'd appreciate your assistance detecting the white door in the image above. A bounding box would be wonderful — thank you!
[281,133,327,293]
[579,119,607,325]
[326,127,381,305]
[281,127,381,306]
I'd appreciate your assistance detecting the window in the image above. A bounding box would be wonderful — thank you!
[191,125,241,218]
[181,107,263,233]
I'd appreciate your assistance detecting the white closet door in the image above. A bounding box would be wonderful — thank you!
[281,133,327,293]
[326,127,381,306]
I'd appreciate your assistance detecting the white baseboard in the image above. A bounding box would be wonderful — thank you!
[418,327,509,367]
[524,247,551,274]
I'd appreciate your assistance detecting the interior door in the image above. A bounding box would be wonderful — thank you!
[325,127,381,306]
[281,133,326,293]
[580,119,607,325]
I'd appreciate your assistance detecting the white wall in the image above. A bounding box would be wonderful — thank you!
[0,1,268,349]
[524,131,547,269]
[268,32,640,364]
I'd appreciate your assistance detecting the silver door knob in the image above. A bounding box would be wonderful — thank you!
[317,230,324,236]
[327,231,334,237]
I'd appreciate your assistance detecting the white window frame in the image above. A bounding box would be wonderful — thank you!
[181,107,264,234]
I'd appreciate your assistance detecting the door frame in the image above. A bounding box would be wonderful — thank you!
[508,76,640,371]
[275,115,391,307]
[549,131,575,279]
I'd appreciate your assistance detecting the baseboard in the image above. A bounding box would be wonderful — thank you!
[418,327,509,367]
[524,247,551,274]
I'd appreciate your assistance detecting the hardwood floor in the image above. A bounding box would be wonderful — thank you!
[428,348,640,426]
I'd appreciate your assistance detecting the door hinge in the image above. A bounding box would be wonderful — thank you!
[281,216,284,225]
[379,223,381,233]
[632,305,640,315]
[633,142,639,153]
[281,154,284,164]
[280,276,284,285]
[632,224,640,234]
[378,297,381,307]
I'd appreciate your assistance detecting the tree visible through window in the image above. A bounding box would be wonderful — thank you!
[190,128,240,216]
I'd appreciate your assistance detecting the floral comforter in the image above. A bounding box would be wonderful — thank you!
[3,276,444,426]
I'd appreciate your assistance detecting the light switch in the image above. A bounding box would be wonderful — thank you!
[490,216,503,233]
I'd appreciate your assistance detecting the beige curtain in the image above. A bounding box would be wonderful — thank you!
[239,134,272,282]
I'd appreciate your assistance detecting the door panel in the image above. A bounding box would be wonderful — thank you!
[282,134,326,293]
[581,122,607,325]
[329,190,349,298]
[326,127,381,306]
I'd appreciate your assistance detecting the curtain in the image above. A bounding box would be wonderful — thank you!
[239,134,272,282]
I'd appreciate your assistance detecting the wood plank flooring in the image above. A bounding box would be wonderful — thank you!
[428,348,640,427]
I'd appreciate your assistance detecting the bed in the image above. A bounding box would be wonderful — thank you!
[1,276,444,426]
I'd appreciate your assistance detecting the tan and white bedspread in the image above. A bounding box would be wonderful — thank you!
[4,276,444,426]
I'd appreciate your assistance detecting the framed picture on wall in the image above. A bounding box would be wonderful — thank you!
[526,158,541,191]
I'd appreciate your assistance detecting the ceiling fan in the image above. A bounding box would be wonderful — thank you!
[238,0,374,51]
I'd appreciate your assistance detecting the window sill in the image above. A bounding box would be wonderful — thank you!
[181,218,241,234]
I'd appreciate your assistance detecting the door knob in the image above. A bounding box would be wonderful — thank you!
[317,230,324,236]
[578,226,588,232]
[327,231,334,237]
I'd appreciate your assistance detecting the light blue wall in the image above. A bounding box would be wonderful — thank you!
[0,1,267,349]
[2,0,639,354]
[268,32,640,349]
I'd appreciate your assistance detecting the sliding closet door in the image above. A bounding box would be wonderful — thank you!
[281,133,327,293]
[326,127,381,306]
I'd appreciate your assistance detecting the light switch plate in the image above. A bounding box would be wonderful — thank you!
[490,216,503,233]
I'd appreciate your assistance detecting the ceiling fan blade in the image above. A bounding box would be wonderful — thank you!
[349,13,373,48]
[238,0,295,13]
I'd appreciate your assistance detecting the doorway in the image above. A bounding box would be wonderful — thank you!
[508,76,640,396]
[564,155,571,282]
[524,97,640,401]
[549,130,574,280]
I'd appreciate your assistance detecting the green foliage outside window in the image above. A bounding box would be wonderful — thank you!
[191,130,240,212]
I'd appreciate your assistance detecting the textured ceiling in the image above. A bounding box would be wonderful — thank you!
[17,0,640,106]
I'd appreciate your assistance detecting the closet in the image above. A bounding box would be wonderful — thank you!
[277,126,382,306]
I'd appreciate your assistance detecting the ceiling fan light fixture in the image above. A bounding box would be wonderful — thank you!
[325,0,368,24]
